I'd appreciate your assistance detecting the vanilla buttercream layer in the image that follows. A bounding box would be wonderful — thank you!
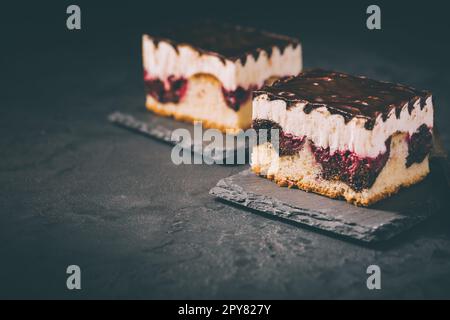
[142,35,302,91]
[251,135,429,206]
[252,94,433,157]
[146,74,252,131]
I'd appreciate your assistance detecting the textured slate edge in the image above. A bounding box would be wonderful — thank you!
[108,111,173,143]
[209,170,433,243]
[108,111,248,163]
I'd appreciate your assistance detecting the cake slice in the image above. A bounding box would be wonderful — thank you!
[142,23,302,132]
[251,70,434,206]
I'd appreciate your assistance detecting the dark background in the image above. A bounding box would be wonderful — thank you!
[1,0,450,299]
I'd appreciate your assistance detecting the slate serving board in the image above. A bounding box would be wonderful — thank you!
[108,110,248,164]
[210,169,440,242]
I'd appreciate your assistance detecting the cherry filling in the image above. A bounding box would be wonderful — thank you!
[280,133,307,156]
[253,119,391,191]
[406,124,433,168]
[311,140,391,191]
[222,86,256,111]
[253,119,281,144]
[252,119,306,156]
[253,119,433,191]
[144,71,187,103]
[144,71,255,111]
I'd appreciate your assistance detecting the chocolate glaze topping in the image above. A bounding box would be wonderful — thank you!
[146,22,300,65]
[253,69,431,130]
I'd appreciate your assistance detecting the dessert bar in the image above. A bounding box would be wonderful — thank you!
[251,69,434,206]
[142,23,302,132]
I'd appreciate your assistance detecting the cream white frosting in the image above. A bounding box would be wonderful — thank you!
[252,94,433,158]
[142,35,302,91]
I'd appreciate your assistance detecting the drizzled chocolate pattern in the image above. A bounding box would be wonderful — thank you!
[253,69,431,130]
[145,22,300,65]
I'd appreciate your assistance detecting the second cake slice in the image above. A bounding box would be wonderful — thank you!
[142,23,302,132]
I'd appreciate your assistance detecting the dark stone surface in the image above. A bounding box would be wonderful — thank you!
[210,170,440,243]
[1,1,450,299]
